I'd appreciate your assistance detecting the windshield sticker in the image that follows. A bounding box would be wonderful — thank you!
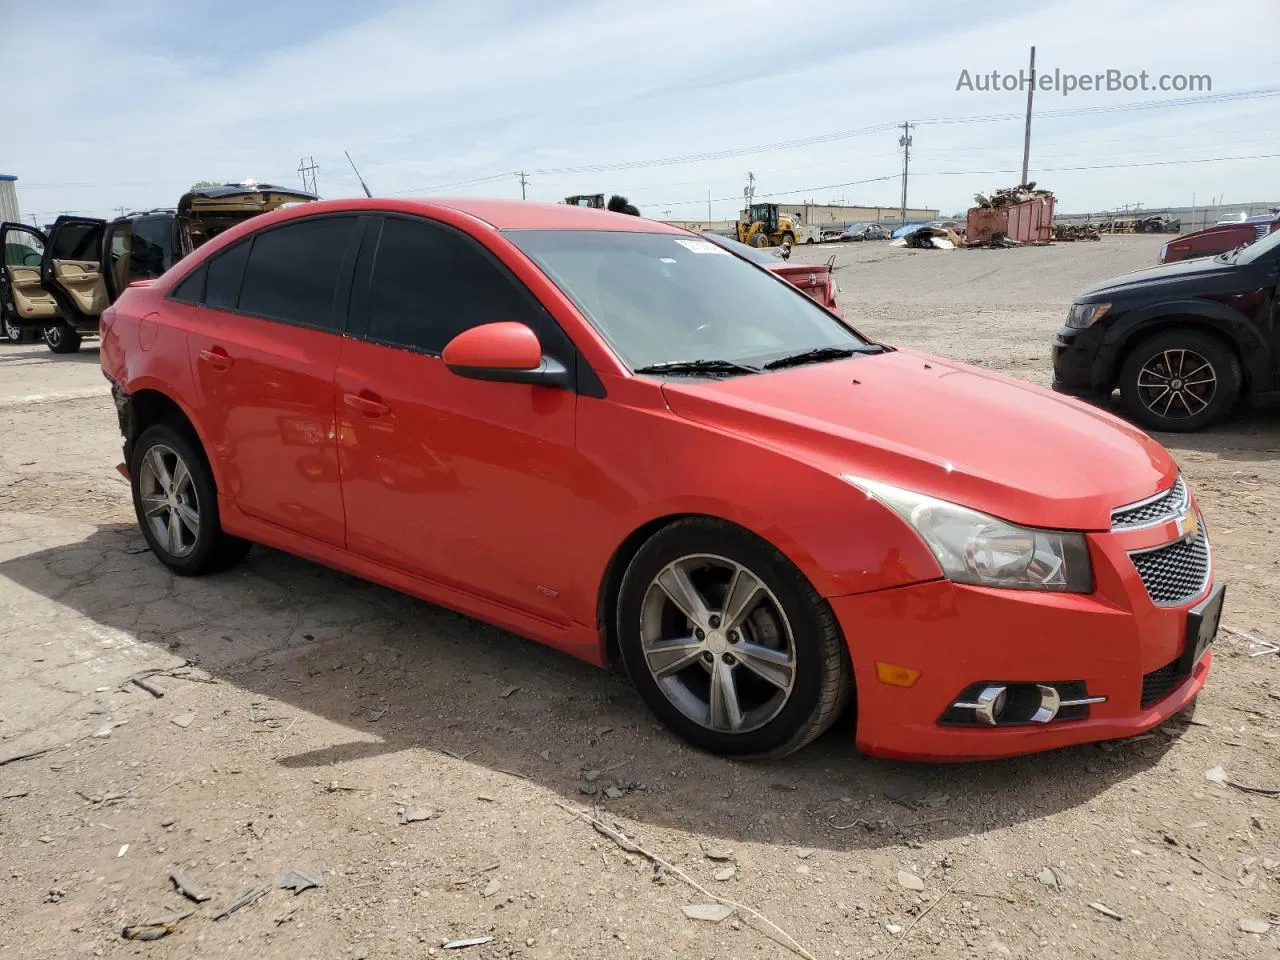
[672,238,730,255]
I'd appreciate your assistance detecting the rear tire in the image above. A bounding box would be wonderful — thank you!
[616,517,851,759]
[1119,329,1240,433]
[130,423,252,576]
[44,322,82,354]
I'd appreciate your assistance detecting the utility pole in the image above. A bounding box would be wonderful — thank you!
[1021,45,1036,186]
[707,189,712,224]
[516,171,529,200]
[117,207,126,218]
[898,122,913,224]
[744,171,756,209]
[297,156,319,194]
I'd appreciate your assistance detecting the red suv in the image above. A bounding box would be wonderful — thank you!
[101,198,1222,761]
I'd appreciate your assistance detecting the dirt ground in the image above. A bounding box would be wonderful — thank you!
[1,234,1277,960]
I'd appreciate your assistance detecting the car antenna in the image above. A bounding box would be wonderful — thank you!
[344,150,373,198]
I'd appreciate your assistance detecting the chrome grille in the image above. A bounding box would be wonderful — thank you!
[1129,528,1210,606]
[1111,476,1187,529]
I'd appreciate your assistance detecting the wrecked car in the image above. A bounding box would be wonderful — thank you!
[0,182,316,353]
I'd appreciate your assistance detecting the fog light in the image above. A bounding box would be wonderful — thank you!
[875,662,920,688]
[952,685,1007,725]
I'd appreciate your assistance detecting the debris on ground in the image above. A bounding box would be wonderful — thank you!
[898,869,925,892]
[399,806,440,824]
[170,713,195,729]
[682,903,735,922]
[1088,902,1124,921]
[972,183,1054,208]
[280,868,323,894]
[795,848,815,860]
[891,225,962,250]
[121,910,194,940]
[1239,918,1271,934]
[443,935,494,949]
[1054,223,1101,241]
[703,847,734,862]
[213,886,269,920]
[714,866,737,882]
[482,878,501,898]
[1205,766,1280,796]
[170,868,212,902]
[500,685,520,698]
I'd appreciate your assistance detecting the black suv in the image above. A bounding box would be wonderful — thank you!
[1052,227,1280,432]
[1,183,315,352]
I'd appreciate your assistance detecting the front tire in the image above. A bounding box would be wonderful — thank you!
[781,232,796,246]
[3,313,32,343]
[44,322,82,354]
[130,424,252,575]
[616,518,851,759]
[1118,330,1240,432]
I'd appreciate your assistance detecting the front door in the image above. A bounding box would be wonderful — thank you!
[178,214,362,547]
[335,214,585,622]
[40,216,108,327]
[0,223,59,330]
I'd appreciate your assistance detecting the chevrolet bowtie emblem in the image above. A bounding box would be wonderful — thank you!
[1176,509,1199,541]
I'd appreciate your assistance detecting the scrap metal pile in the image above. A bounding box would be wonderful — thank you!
[1053,223,1101,242]
[971,182,1055,209]
[890,225,964,250]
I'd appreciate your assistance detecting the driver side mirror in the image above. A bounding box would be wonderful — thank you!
[441,321,571,389]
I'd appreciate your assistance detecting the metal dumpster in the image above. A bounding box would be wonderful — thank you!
[966,194,1056,244]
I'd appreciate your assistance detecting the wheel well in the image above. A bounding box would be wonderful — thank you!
[126,390,200,459]
[1112,319,1249,396]
[595,513,699,666]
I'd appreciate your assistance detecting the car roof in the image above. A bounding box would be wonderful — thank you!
[424,197,684,231]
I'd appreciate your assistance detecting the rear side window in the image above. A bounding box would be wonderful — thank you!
[50,222,101,261]
[237,217,356,330]
[130,217,173,279]
[364,216,546,353]
[169,263,207,304]
[204,242,250,311]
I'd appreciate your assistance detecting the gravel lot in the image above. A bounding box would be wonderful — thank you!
[2,234,1277,960]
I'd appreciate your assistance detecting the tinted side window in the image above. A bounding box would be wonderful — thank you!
[204,242,251,311]
[3,229,44,267]
[130,217,173,279]
[366,217,545,353]
[237,217,355,330]
[169,263,208,304]
[50,222,102,261]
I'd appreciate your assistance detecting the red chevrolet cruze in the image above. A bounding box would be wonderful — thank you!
[100,198,1223,761]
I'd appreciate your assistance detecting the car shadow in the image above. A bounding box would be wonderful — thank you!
[1094,393,1280,463]
[0,522,1183,853]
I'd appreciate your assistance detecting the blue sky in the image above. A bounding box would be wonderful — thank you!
[5,0,1278,223]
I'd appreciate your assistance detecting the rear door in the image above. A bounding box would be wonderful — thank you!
[40,216,108,326]
[1,223,59,327]
[179,213,362,547]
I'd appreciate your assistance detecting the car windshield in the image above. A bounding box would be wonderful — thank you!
[1233,226,1280,264]
[506,229,868,370]
[697,231,781,265]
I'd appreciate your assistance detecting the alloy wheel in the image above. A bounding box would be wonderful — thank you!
[639,554,796,734]
[1136,348,1217,421]
[3,316,20,342]
[137,443,201,558]
[44,324,62,348]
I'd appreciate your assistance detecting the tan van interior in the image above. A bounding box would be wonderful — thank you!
[46,222,109,319]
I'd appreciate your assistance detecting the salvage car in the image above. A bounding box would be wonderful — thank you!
[101,197,1221,761]
[0,182,316,353]
[840,223,888,241]
[699,231,840,311]
[1157,213,1279,264]
[1053,226,1280,431]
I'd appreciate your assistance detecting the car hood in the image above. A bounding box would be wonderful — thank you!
[660,349,1175,531]
[1077,255,1241,300]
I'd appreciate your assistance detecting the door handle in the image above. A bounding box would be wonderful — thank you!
[344,392,391,417]
[198,347,233,371]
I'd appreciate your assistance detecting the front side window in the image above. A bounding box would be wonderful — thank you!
[506,230,868,370]
[3,228,44,267]
[363,216,547,353]
[237,216,356,330]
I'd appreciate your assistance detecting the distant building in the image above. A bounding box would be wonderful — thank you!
[0,175,19,223]
[777,202,939,227]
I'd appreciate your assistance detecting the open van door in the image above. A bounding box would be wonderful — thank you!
[1,222,59,342]
[40,216,107,352]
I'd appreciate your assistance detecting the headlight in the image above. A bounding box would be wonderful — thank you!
[1065,302,1111,329]
[844,477,1093,593]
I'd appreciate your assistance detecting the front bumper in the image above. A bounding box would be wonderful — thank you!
[1050,322,1114,398]
[833,517,1216,761]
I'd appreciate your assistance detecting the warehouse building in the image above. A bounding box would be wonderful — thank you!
[0,174,20,223]
[777,202,939,227]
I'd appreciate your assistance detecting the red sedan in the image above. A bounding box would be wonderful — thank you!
[99,198,1221,761]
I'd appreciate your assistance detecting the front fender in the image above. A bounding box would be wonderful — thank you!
[1100,299,1270,390]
